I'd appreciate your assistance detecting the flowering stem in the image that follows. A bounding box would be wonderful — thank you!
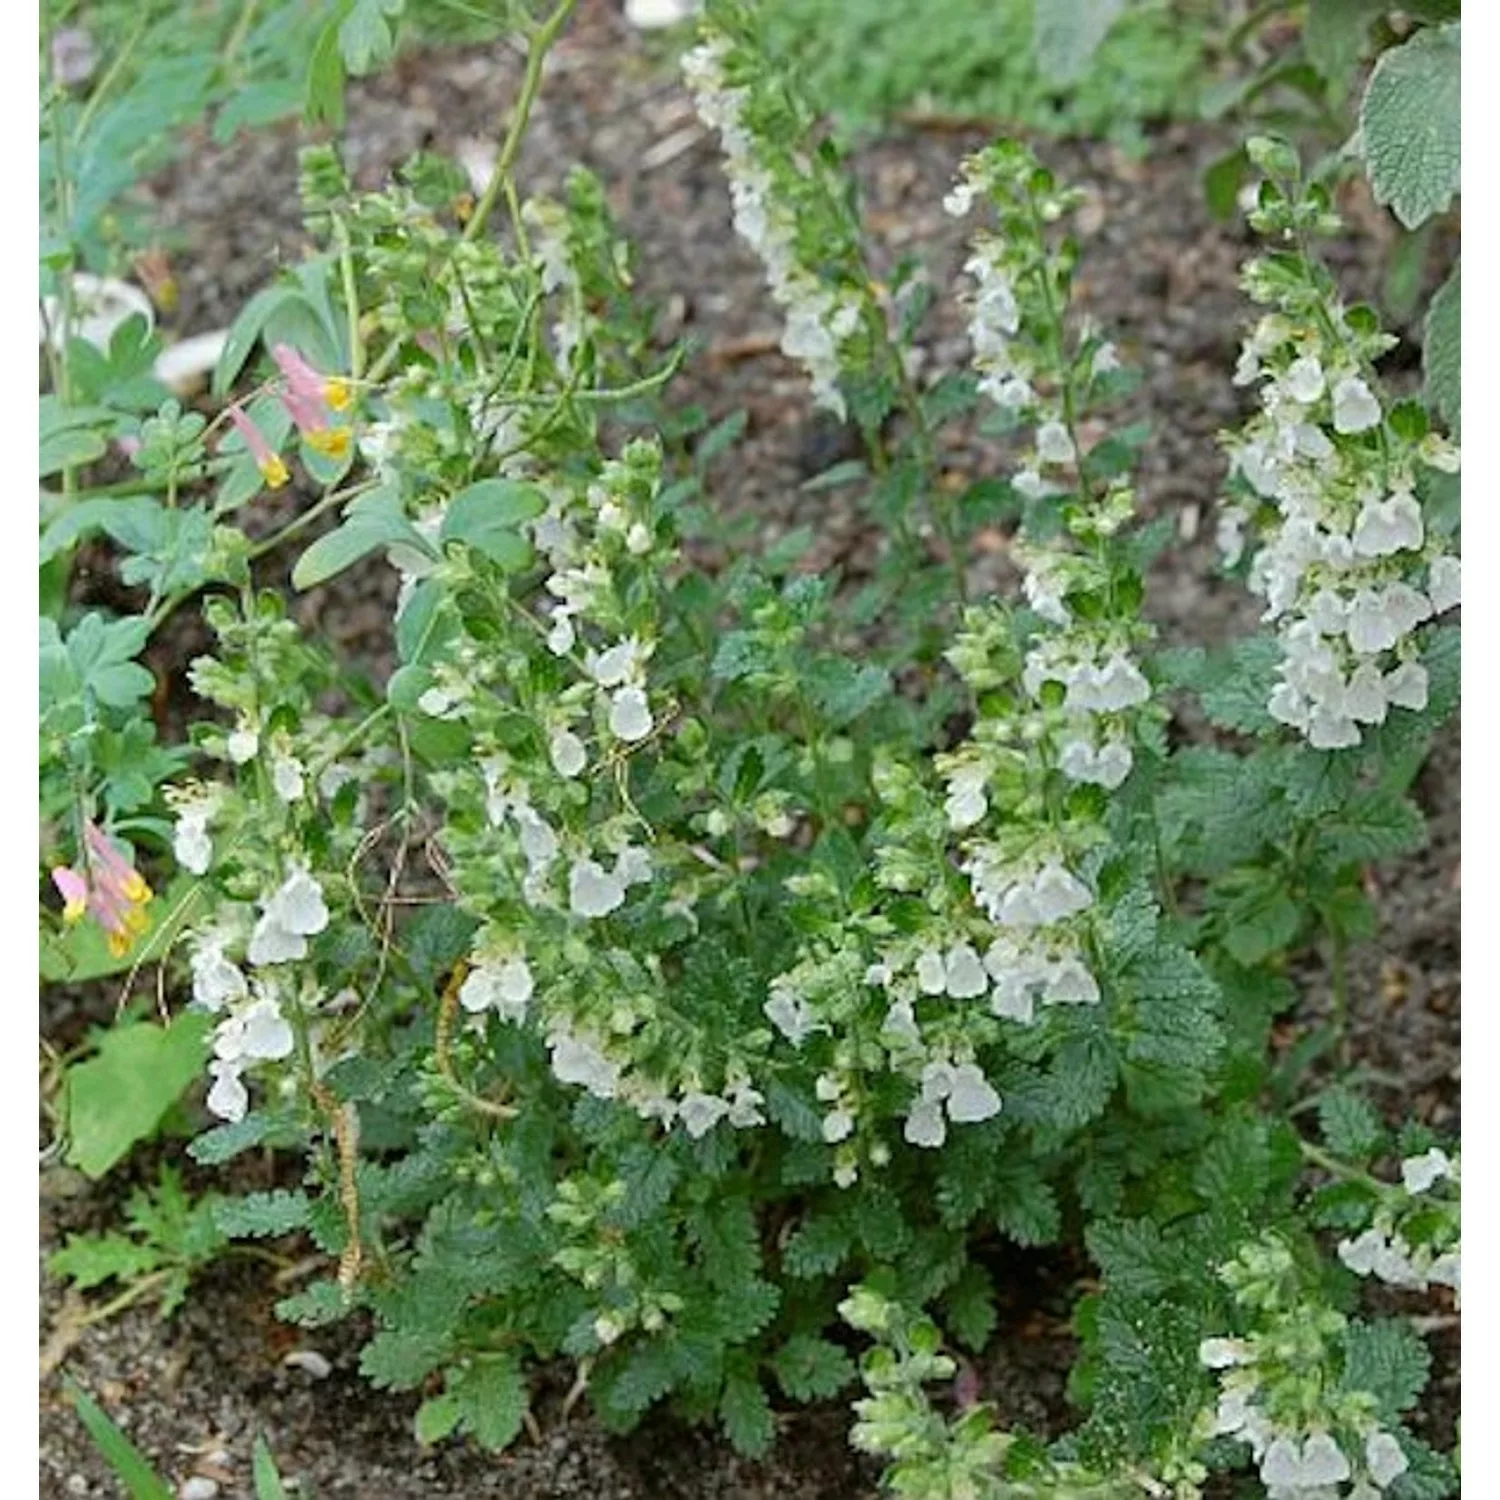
[1298,1138,1387,1195]
[462,0,578,243]
[333,213,364,380]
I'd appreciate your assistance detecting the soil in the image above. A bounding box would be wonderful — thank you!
[40,3,1460,1495]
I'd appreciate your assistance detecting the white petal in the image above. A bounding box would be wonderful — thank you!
[609,686,653,742]
[206,1061,248,1122]
[550,729,587,777]
[569,858,626,918]
[945,1063,1001,1123]
[1366,1431,1408,1488]
[944,943,988,999]
[903,1098,947,1148]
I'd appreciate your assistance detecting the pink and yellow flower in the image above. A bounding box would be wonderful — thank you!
[226,403,290,489]
[271,344,353,458]
[51,821,155,957]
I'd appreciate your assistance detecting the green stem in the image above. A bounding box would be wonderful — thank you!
[1328,922,1351,1069]
[334,213,364,380]
[463,0,579,243]
[1299,1139,1388,1195]
[219,0,262,70]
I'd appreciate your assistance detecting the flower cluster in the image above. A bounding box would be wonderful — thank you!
[1199,1235,1414,1500]
[222,343,356,494]
[682,24,868,419]
[50,820,154,957]
[1337,1147,1460,1299]
[186,868,329,1121]
[1219,199,1460,750]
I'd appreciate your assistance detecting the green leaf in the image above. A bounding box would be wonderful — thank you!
[771,1333,856,1402]
[1318,1086,1384,1160]
[450,1354,528,1452]
[1304,0,1384,92]
[293,485,420,590]
[1341,1319,1431,1419]
[804,658,892,726]
[252,1437,290,1500]
[439,478,544,569]
[942,1263,997,1353]
[49,1232,161,1291]
[1033,0,1128,84]
[719,1367,775,1457]
[414,1391,463,1446]
[305,15,348,129]
[1424,262,1460,436]
[67,1383,173,1500]
[213,284,301,397]
[1360,23,1461,229]
[341,0,405,75]
[65,1013,212,1179]
[213,1190,312,1239]
[189,1111,280,1165]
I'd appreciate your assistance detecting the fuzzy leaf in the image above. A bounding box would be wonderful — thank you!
[450,1353,528,1452]
[213,1190,311,1240]
[1342,1320,1431,1420]
[1318,1087,1384,1160]
[942,1263,997,1353]
[49,1232,161,1291]
[1424,262,1460,435]
[1360,23,1461,229]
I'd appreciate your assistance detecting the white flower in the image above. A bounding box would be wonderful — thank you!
[1338,1228,1384,1276]
[614,846,653,887]
[215,996,294,1063]
[944,943,988,999]
[943,181,975,218]
[1366,1431,1408,1488]
[418,686,454,718]
[546,611,576,656]
[191,943,248,1011]
[821,1108,854,1144]
[726,1079,766,1128]
[1428,554,1460,614]
[1307,705,1361,751]
[226,725,259,764]
[549,1031,619,1098]
[1400,1147,1451,1194]
[1346,584,1431,655]
[915,948,947,995]
[593,1310,626,1346]
[460,957,534,1021]
[588,639,638,688]
[1091,653,1151,711]
[206,1060,248,1121]
[1092,342,1120,376]
[272,755,306,802]
[1299,1433,1351,1486]
[1383,661,1429,712]
[1045,957,1100,1006]
[1260,1437,1303,1489]
[903,1097,946,1148]
[248,912,307,966]
[1331,376,1381,433]
[569,858,626,918]
[1030,861,1093,923]
[550,728,587,778]
[1198,1337,1248,1369]
[679,1091,730,1138]
[945,1062,1001,1122]
[174,808,214,876]
[513,806,559,874]
[246,871,327,966]
[765,982,815,1044]
[1036,420,1076,466]
[609,685,654,742]
[944,764,988,829]
[1283,355,1325,403]
[1352,491,1423,558]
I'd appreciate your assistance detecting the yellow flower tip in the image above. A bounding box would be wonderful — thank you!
[62,898,87,924]
[260,454,291,489]
[123,872,151,902]
[124,906,151,935]
[308,427,352,459]
[324,378,355,413]
[107,931,131,958]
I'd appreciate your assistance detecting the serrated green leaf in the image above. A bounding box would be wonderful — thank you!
[451,1353,528,1452]
[719,1368,775,1456]
[1305,0,1384,91]
[213,1190,311,1240]
[1424,262,1459,435]
[782,1211,853,1278]
[771,1333,856,1401]
[341,0,405,75]
[942,1263,997,1353]
[414,1391,463,1446]
[1341,1319,1431,1419]
[360,1328,451,1390]
[1318,1087,1384,1160]
[49,1232,162,1292]
[1360,23,1461,229]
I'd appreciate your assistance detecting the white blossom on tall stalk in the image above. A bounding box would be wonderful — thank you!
[1218,205,1460,750]
[1337,1148,1460,1301]
[682,30,867,419]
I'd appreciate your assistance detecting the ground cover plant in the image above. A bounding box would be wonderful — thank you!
[39,1,1460,1495]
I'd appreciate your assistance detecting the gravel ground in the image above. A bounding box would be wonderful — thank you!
[41,4,1459,1494]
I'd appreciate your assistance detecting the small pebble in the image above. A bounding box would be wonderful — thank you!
[283,1349,333,1379]
[65,1476,89,1496]
[179,1480,219,1500]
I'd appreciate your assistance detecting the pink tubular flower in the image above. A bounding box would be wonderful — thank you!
[52,822,155,957]
[226,403,289,489]
[271,344,353,458]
